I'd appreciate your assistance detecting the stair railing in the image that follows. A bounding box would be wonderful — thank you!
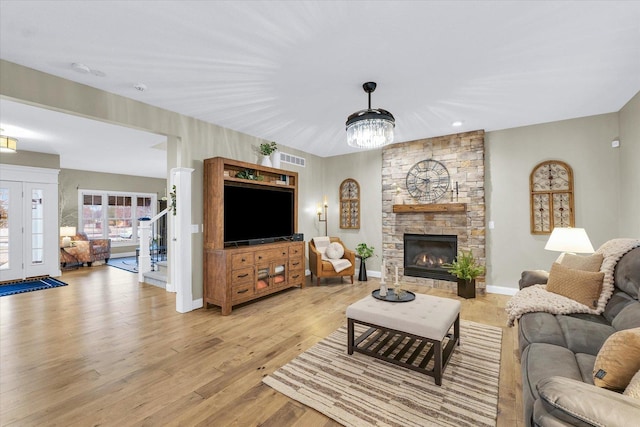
[138,207,171,283]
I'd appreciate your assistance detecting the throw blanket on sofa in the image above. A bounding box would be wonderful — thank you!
[312,236,352,273]
[506,238,640,326]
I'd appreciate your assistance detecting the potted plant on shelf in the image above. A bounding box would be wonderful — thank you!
[443,250,485,299]
[355,243,375,281]
[257,141,278,167]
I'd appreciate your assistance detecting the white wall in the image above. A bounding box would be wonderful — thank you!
[485,113,621,289]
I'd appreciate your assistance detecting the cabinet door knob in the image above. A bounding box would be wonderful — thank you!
[237,273,249,278]
[292,274,300,279]
[292,262,299,266]
[237,289,249,294]
[241,258,245,262]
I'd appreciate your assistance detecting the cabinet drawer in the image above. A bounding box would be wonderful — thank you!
[256,248,288,263]
[232,252,254,269]
[231,283,254,301]
[288,257,303,271]
[288,244,303,257]
[231,267,254,284]
[288,270,304,285]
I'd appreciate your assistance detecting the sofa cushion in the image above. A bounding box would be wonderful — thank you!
[556,315,615,356]
[518,312,567,355]
[546,262,604,308]
[614,247,640,299]
[612,303,640,331]
[604,290,638,324]
[561,252,603,272]
[624,370,640,401]
[624,370,640,400]
[522,343,584,401]
[593,328,640,390]
[575,353,597,384]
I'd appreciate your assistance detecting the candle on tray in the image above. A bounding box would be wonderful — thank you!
[380,258,386,284]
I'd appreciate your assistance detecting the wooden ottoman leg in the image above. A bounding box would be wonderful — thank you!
[454,314,460,346]
[347,318,355,355]
[434,340,443,386]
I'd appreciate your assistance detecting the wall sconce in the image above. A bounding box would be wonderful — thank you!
[317,196,328,236]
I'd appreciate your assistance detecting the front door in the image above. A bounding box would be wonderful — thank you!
[0,181,23,281]
[0,166,60,282]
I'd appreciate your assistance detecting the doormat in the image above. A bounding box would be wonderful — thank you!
[0,277,68,297]
[106,256,138,273]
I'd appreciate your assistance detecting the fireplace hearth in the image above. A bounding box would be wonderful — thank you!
[404,234,457,282]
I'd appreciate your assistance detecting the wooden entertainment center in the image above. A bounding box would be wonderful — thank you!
[203,157,303,315]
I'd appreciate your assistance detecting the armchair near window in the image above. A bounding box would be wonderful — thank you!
[63,232,111,266]
[308,237,355,285]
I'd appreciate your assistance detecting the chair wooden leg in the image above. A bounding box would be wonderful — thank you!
[317,277,321,286]
[350,275,354,284]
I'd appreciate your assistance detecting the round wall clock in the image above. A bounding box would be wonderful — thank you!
[405,159,450,202]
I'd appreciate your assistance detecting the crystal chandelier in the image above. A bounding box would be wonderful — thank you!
[345,82,395,149]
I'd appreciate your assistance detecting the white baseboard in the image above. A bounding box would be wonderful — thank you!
[192,298,203,310]
[486,285,518,296]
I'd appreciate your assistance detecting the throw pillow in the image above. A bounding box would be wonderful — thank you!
[560,253,604,272]
[325,242,344,260]
[546,262,604,308]
[593,328,640,390]
[624,370,640,400]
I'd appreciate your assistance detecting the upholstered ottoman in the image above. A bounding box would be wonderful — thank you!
[346,293,461,385]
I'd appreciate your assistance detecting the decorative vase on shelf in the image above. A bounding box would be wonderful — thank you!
[271,150,281,169]
[259,155,272,167]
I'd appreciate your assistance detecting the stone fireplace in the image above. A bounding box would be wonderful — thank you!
[404,234,457,281]
[381,130,485,293]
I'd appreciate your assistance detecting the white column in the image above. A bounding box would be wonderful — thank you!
[138,219,151,283]
[171,167,194,313]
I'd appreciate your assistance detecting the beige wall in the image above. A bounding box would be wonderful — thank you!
[323,150,383,271]
[2,59,637,298]
[485,113,622,289]
[0,149,60,169]
[618,91,640,237]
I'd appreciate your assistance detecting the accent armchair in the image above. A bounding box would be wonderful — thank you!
[63,231,111,266]
[308,237,355,285]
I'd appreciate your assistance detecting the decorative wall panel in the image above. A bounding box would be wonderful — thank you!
[530,160,574,234]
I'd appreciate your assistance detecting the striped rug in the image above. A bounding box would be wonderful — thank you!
[263,320,502,427]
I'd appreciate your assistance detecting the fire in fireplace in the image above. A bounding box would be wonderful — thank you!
[404,234,457,281]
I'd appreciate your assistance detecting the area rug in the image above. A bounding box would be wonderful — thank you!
[0,277,68,297]
[106,256,138,273]
[263,320,502,427]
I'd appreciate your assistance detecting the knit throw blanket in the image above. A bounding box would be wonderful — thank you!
[312,236,352,273]
[506,238,640,326]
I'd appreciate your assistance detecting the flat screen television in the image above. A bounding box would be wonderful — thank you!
[224,183,295,245]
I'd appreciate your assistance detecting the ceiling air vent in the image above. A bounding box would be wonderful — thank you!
[279,152,306,167]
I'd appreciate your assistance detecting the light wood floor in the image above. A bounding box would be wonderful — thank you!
[0,266,523,426]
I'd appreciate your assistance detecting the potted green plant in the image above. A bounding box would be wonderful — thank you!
[257,142,277,167]
[355,243,375,281]
[443,250,485,299]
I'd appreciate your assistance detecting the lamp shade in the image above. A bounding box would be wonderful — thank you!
[544,227,594,254]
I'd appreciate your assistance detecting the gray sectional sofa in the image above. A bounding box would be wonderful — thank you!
[518,245,640,427]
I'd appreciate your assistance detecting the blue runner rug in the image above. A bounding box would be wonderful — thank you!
[106,256,138,273]
[0,277,68,297]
